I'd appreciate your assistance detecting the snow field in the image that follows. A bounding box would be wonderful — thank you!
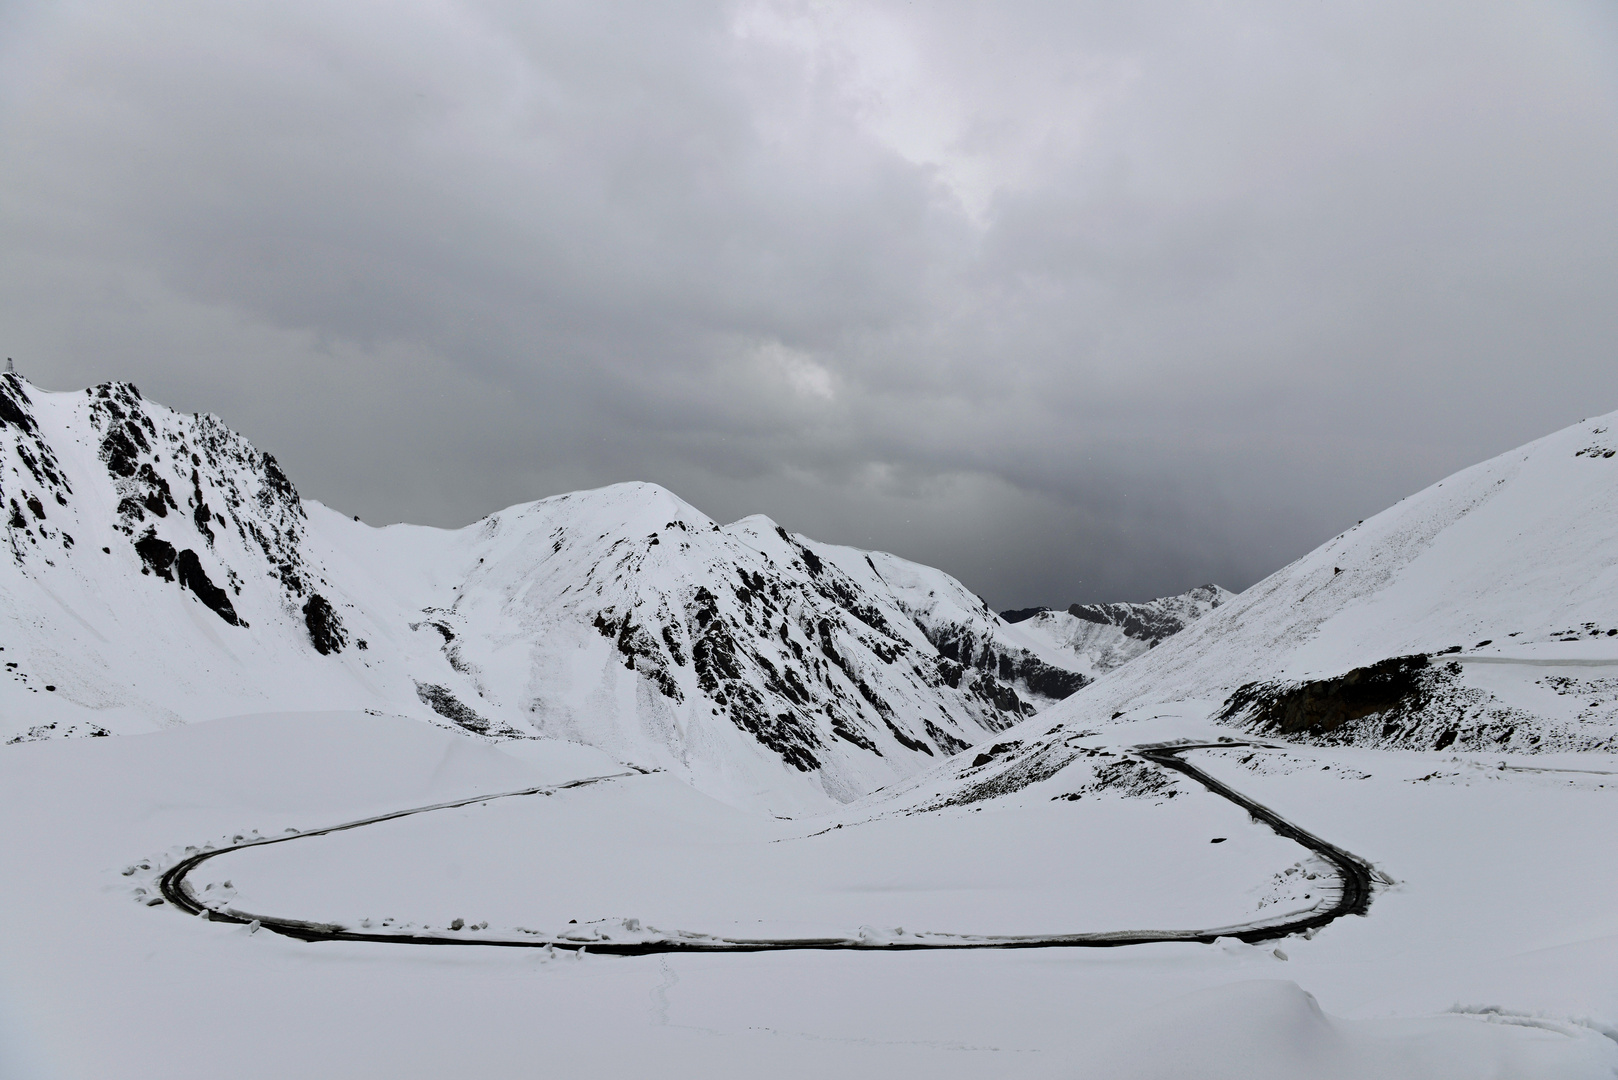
[185,766,1310,942]
[1022,408,1618,734]
[3,711,1615,1078]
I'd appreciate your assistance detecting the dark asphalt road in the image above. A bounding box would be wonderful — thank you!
[156,740,1377,953]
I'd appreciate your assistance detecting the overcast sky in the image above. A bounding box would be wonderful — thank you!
[2,0,1615,608]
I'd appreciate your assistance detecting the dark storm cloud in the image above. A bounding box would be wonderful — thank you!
[2,0,1615,606]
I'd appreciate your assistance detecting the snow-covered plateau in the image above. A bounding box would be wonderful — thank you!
[2,378,1616,1079]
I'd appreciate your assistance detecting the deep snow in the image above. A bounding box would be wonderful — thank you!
[2,713,1615,1079]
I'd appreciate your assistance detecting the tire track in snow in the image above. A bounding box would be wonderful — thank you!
[650,959,678,1026]
[155,741,1378,953]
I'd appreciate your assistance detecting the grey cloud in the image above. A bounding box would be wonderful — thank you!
[1,0,1615,608]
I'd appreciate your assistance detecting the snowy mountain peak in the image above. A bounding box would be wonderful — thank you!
[1068,583,1233,643]
[1003,583,1235,680]
[1,375,347,642]
[0,377,1095,809]
[402,490,1094,806]
[960,406,1618,790]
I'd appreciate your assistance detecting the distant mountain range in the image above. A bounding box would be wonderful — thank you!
[1000,585,1234,679]
[9,371,1611,815]
[0,375,1098,811]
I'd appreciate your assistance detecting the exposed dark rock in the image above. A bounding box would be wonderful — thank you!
[415,682,484,730]
[258,453,298,511]
[831,714,880,752]
[303,594,347,655]
[134,532,176,581]
[137,464,175,517]
[595,610,683,701]
[776,525,824,576]
[919,624,1087,706]
[929,741,1073,808]
[1068,583,1227,643]
[971,740,1022,768]
[881,714,933,754]
[684,585,823,771]
[998,606,1049,624]
[193,501,215,544]
[1219,654,1433,737]
[191,468,215,544]
[1088,758,1177,799]
[924,720,971,755]
[100,426,143,478]
[0,376,36,432]
[970,671,1028,718]
[175,549,239,625]
[1016,661,1088,699]
[659,622,687,666]
[413,682,524,738]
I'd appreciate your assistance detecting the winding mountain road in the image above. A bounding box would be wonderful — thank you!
[156,740,1377,954]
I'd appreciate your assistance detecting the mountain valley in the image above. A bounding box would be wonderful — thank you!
[3,378,1616,1080]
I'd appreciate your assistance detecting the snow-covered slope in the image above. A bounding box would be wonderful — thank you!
[799,535,1089,700]
[0,376,1088,809]
[305,490,1089,808]
[10,711,1618,1080]
[0,376,390,737]
[1006,584,1233,679]
[969,407,1618,771]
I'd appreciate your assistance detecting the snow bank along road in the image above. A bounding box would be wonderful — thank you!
[156,741,1377,954]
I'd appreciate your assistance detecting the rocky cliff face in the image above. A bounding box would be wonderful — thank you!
[0,375,344,636]
[324,493,1094,808]
[0,375,383,743]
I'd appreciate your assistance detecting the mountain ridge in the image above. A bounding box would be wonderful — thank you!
[0,375,1092,810]
[1001,584,1234,680]
[913,405,1618,809]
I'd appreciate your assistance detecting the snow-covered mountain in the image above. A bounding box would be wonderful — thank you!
[0,376,1088,809]
[9,378,1618,1080]
[949,407,1618,796]
[1002,585,1233,678]
[0,377,368,737]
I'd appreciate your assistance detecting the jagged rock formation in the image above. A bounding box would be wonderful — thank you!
[351,495,1093,807]
[0,375,338,638]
